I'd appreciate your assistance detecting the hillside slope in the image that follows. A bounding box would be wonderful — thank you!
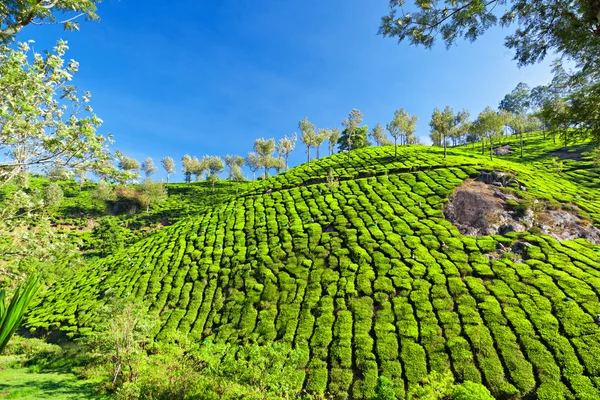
[25,145,600,399]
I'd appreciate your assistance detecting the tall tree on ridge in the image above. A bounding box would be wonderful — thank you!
[387,108,418,157]
[299,117,317,169]
[277,133,297,171]
[429,107,455,159]
[161,157,175,183]
[328,128,341,156]
[315,128,330,159]
[253,138,276,179]
[245,152,261,181]
[141,157,157,181]
[341,109,364,162]
[370,123,391,146]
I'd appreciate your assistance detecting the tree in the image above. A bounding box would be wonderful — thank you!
[43,183,63,208]
[299,118,317,169]
[253,138,276,179]
[341,109,364,161]
[46,167,70,182]
[337,126,370,152]
[141,157,157,181]
[75,167,87,191]
[204,156,224,192]
[0,274,41,354]
[451,110,471,146]
[0,40,114,187]
[92,179,114,209]
[328,128,341,155]
[230,164,245,195]
[378,0,600,68]
[499,82,531,114]
[387,108,418,157]
[190,157,207,182]
[181,155,193,184]
[0,0,100,44]
[161,157,175,183]
[276,133,297,171]
[137,180,167,214]
[118,156,140,184]
[314,128,330,159]
[325,169,339,193]
[92,217,125,257]
[429,107,455,158]
[475,106,504,160]
[507,113,528,157]
[369,123,392,146]
[245,152,261,181]
[224,155,245,181]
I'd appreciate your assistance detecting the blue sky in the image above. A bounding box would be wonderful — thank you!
[20,0,555,182]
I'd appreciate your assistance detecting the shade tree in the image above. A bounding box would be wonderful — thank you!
[328,128,341,156]
[253,138,276,179]
[429,107,455,158]
[0,40,114,188]
[299,118,317,169]
[117,155,140,184]
[205,156,224,191]
[340,109,364,161]
[499,83,531,115]
[245,152,262,181]
[369,123,392,146]
[141,157,157,181]
[315,128,330,159]
[386,108,418,157]
[0,0,100,44]
[276,134,297,171]
[475,107,505,160]
[161,157,175,183]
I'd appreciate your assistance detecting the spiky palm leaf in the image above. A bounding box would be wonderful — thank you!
[0,274,41,354]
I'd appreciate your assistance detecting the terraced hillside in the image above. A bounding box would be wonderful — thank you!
[25,145,600,399]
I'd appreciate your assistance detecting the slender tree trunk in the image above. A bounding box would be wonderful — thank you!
[307,146,311,170]
[316,146,320,160]
[394,137,397,158]
[489,137,493,161]
[443,133,447,158]
[481,138,485,155]
[285,155,289,171]
[520,131,523,158]
[553,132,556,144]
[253,171,256,180]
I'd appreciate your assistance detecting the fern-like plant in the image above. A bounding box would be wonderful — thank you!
[0,274,41,354]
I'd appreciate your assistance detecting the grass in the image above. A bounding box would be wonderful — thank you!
[0,365,107,399]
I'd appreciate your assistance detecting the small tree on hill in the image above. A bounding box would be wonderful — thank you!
[245,152,261,181]
[387,108,418,157]
[276,134,297,171]
[429,106,455,158]
[118,156,140,184]
[370,123,391,146]
[253,138,276,179]
[205,156,224,192]
[191,157,208,182]
[225,155,245,180]
[181,155,193,184]
[475,106,504,160]
[315,128,330,159]
[161,157,175,183]
[137,180,167,214]
[328,128,341,155]
[299,118,317,169]
[341,109,364,161]
[337,126,369,152]
[230,164,245,195]
[326,169,339,193]
[43,183,63,208]
[141,157,157,181]
[92,217,125,257]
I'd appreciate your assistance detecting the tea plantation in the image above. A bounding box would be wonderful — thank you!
[24,145,600,399]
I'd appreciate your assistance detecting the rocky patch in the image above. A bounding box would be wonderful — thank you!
[445,176,600,244]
